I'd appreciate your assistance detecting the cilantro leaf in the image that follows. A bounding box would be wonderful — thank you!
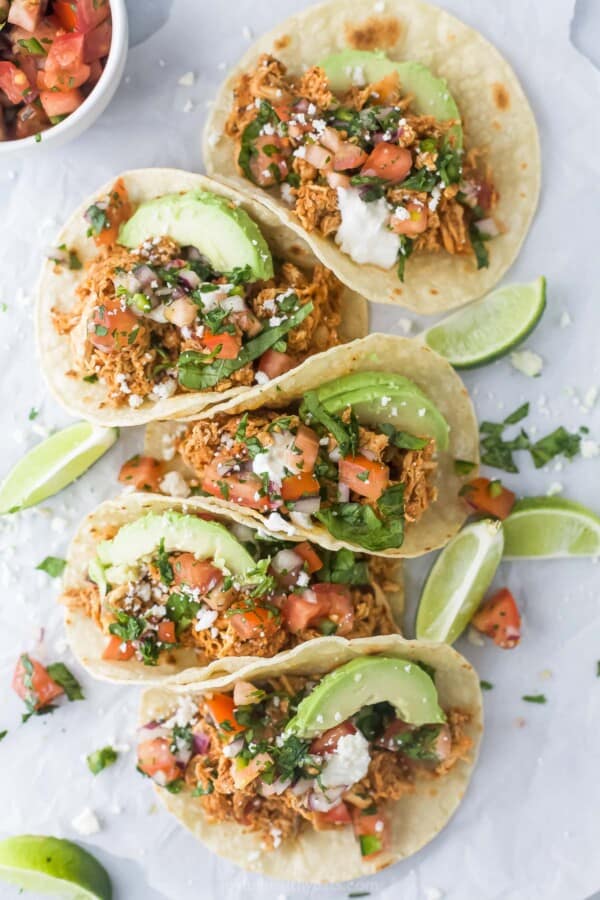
[529,427,581,469]
[87,745,118,775]
[36,556,66,578]
[46,663,84,702]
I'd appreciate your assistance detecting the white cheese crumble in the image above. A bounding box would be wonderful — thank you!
[195,608,218,631]
[546,482,563,496]
[559,310,572,328]
[254,371,270,385]
[335,188,399,269]
[252,431,296,487]
[159,471,191,498]
[264,512,296,535]
[128,394,144,408]
[164,695,198,729]
[581,439,599,459]
[71,808,101,836]
[319,731,371,788]
[151,379,177,401]
[280,183,294,205]
[510,349,543,378]
[178,71,195,86]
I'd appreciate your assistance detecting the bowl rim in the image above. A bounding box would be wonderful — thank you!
[0,0,128,154]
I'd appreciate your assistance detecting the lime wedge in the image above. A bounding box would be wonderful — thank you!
[416,519,504,643]
[422,277,546,368]
[503,497,600,558]
[0,835,112,899]
[0,422,118,514]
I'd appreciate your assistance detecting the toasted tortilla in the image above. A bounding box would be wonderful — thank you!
[61,492,403,683]
[140,634,483,882]
[145,332,479,558]
[35,168,368,427]
[204,0,540,313]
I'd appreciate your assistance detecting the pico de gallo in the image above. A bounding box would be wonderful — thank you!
[0,0,112,142]
[61,511,398,667]
[50,180,343,410]
[12,652,83,719]
[130,385,439,552]
[136,660,472,860]
[225,54,499,279]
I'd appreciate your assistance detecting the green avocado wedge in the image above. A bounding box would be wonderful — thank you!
[118,190,274,281]
[91,511,256,592]
[286,656,445,739]
[319,49,463,148]
[0,835,112,899]
[306,371,450,450]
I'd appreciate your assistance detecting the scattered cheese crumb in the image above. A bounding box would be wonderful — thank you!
[510,349,543,377]
[159,471,191,498]
[559,310,572,328]
[581,439,599,459]
[71,808,101,836]
[178,71,195,87]
[183,99,194,114]
[546,482,563,496]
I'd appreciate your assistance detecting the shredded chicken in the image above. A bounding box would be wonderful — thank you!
[294,184,341,236]
[400,439,438,523]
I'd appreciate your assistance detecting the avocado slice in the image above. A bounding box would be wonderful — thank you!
[90,511,255,589]
[320,49,463,148]
[118,191,274,281]
[286,656,445,738]
[311,372,450,450]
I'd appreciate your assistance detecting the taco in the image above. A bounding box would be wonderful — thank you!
[36,168,367,426]
[204,0,540,313]
[61,493,403,683]
[137,634,482,881]
[138,333,479,556]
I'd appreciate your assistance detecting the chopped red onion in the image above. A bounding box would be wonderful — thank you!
[292,496,321,514]
[132,264,156,288]
[475,217,500,237]
[307,785,347,812]
[337,483,350,503]
[192,732,210,755]
[258,777,292,797]
[271,548,303,574]
[179,268,201,290]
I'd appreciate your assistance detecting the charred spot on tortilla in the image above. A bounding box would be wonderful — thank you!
[273,34,291,51]
[345,15,402,51]
[492,82,510,110]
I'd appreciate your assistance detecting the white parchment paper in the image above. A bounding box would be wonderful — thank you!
[0,1,599,898]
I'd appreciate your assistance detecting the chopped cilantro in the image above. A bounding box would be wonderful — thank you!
[36,556,66,578]
[0,730,6,742]
[87,745,118,775]
[192,780,214,796]
[85,203,108,237]
[18,37,47,55]
[480,680,494,691]
[522,694,547,704]
[156,538,174,585]
[45,663,84,702]
[28,407,38,421]
[454,459,477,476]
[529,427,581,469]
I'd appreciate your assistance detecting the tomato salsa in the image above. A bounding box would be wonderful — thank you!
[0,0,112,142]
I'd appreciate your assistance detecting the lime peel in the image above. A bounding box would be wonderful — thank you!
[503,497,600,558]
[0,835,112,899]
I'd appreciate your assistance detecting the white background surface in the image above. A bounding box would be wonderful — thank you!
[1,1,599,898]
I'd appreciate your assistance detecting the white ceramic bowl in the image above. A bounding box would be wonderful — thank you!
[0,0,128,158]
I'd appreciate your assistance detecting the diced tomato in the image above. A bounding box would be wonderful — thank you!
[201,460,272,512]
[15,104,49,140]
[170,553,222,592]
[83,19,111,62]
[249,134,291,187]
[92,177,133,247]
[118,455,164,492]
[75,0,111,32]
[281,471,320,502]
[40,87,84,118]
[53,0,78,31]
[472,588,521,649]
[361,142,412,183]
[464,477,515,520]
[87,59,104,87]
[257,348,295,380]
[89,296,139,351]
[231,752,272,790]
[312,582,354,636]
[12,654,64,711]
[310,722,356,755]
[0,62,31,105]
[390,201,429,236]
[338,455,389,501]
[333,143,368,172]
[47,32,85,69]
[7,0,44,32]
[314,801,353,828]
[304,143,333,170]
[293,541,322,574]
[370,71,400,104]
[229,606,278,640]
[287,425,319,475]
[157,621,176,644]
[273,103,292,122]
[200,330,241,360]
[204,692,245,734]
[137,737,180,783]
[39,63,90,92]
[352,808,391,860]
[378,718,413,750]
[326,171,351,190]
[102,635,135,661]
[281,590,329,634]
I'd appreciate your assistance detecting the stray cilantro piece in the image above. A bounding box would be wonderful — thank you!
[18,37,47,55]
[469,224,490,269]
[87,746,118,775]
[454,459,477,476]
[165,778,185,794]
[529,427,581,469]
[596,661,600,677]
[522,694,547,704]
[46,663,84,702]
[0,730,6,741]
[156,538,174,585]
[85,203,108,237]
[192,780,214,797]
[28,408,38,421]
[480,680,494,691]
[36,556,66,578]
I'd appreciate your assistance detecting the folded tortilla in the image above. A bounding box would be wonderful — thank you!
[204,0,540,313]
[145,332,479,558]
[36,168,368,427]
[61,492,403,683]
[140,633,483,881]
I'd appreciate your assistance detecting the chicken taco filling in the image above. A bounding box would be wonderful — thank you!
[225,51,499,280]
[50,179,343,410]
[137,656,472,861]
[128,372,447,552]
[62,511,398,666]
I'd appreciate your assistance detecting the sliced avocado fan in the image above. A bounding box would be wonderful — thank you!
[286,656,445,738]
[118,190,274,281]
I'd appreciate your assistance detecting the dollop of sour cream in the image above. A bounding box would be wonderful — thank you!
[335,188,399,269]
[319,731,371,788]
[252,431,296,488]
